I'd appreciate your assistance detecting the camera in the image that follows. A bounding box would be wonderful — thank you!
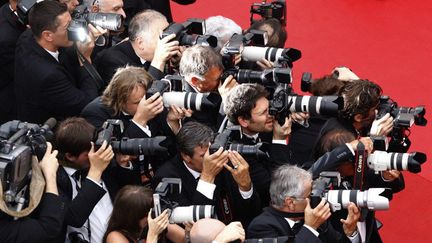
[376,96,427,152]
[95,120,167,156]
[146,75,220,112]
[209,126,270,160]
[367,151,427,174]
[310,172,392,211]
[241,46,302,67]
[377,96,427,127]
[250,0,286,26]
[0,118,56,211]
[68,232,89,243]
[153,178,214,223]
[16,0,37,25]
[270,83,344,125]
[161,18,217,48]
[68,5,123,42]
[222,67,292,88]
[300,72,313,93]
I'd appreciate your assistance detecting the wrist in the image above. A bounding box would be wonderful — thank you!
[132,116,148,127]
[87,167,103,182]
[346,229,358,237]
[200,173,215,184]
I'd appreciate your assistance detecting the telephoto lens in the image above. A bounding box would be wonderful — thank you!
[110,137,168,156]
[169,205,214,223]
[367,151,427,173]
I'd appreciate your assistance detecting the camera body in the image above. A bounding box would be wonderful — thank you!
[0,118,56,210]
[222,67,292,89]
[153,178,214,223]
[209,126,270,160]
[95,119,167,156]
[161,18,217,48]
[311,172,392,211]
[68,5,122,42]
[376,96,427,152]
[250,0,286,26]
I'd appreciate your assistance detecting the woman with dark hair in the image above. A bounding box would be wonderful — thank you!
[103,185,171,243]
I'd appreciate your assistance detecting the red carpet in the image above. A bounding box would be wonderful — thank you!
[172,0,432,242]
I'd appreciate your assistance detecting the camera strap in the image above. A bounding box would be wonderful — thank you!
[75,47,103,92]
[353,141,367,190]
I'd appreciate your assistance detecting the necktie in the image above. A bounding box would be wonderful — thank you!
[291,220,304,234]
[72,170,82,191]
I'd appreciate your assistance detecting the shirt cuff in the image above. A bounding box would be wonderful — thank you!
[239,184,253,199]
[347,230,360,243]
[303,224,319,237]
[131,120,152,137]
[272,139,287,145]
[197,179,216,200]
[346,143,355,155]
[380,171,393,182]
[119,161,134,170]
[86,177,105,189]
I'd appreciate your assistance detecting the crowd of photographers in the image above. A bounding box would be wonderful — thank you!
[0,0,428,242]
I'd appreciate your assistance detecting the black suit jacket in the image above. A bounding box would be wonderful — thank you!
[153,155,261,228]
[94,40,164,86]
[0,4,26,123]
[247,207,350,243]
[0,193,65,243]
[52,163,141,243]
[14,30,99,124]
[230,132,291,207]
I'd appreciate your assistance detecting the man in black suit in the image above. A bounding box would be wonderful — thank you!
[53,117,141,243]
[0,0,26,123]
[153,122,261,228]
[179,45,238,130]
[223,83,292,206]
[14,1,103,124]
[313,129,405,243]
[94,9,180,86]
[247,165,358,243]
[81,66,188,178]
[0,142,65,243]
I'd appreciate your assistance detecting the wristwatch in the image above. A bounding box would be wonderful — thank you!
[348,230,359,238]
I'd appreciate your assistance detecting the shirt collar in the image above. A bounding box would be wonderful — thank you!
[183,161,201,179]
[44,48,59,62]
[63,166,78,177]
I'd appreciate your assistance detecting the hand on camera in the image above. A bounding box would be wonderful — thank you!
[348,137,373,154]
[332,66,359,81]
[39,142,59,183]
[224,151,252,191]
[214,221,245,243]
[341,202,360,237]
[291,112,310,125]
[76,24,108,63]
[304,198,331,230]
[273,116,292,140]
[152,33,181,72]
[166,104,193,134]
[88,141,114,181]
[133,92,164,127]
[382,170,401,182]
[218,75,238,103]
[147,208,170,243]
[370,112,394,136]
[256,58,274,70]
[115,153,137,168]
[201,147,228,184]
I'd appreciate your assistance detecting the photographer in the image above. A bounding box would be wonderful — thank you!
[81,66,187,176]
[179,45,237,130]
[313,129,404,243]
[247,165,358,243]
[224,83,292,206]
[0,142,65,243]
[153,122,261,227]
[14,0,106,124]
[94,10,180,86]
[54,117,141,243]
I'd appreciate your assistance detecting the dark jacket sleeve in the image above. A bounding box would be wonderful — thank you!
[308,144,353,178]
[40,66,99,117]
[63,179,106,227]
[0,193,65,243]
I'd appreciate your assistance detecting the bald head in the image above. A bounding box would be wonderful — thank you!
[190,218,226,243]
